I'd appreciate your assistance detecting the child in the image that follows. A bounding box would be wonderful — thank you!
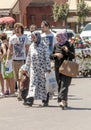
[0,33,14,96]
[18,64,30,104]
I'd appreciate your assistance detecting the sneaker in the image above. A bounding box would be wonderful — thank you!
[59,100,68,109]
[0,92,4,98]
[4,90,9,96]
[23,101,33,106]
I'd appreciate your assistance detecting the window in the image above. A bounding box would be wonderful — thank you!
[30,15,36,24]
[83,24,91,31]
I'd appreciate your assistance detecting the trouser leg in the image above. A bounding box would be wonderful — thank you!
[21,89,28,102]
[58,74,72,102]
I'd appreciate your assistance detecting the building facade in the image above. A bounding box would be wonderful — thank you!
[19,0,91,32]
[19,0,67,27]
[0,0,91,32]
[0,0,20,21]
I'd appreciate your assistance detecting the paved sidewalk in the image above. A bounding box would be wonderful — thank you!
[0,78,91,130]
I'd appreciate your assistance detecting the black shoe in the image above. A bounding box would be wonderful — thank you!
[28,97,34,104]
[43,102,48,107]
[23,97,34,106]
[42,100,48,107]
[23,101,33,106]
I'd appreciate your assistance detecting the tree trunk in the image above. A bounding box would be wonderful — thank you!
[62,20,66,27]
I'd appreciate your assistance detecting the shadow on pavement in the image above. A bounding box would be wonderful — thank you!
[68,97,83,100]
[67,107,91,110]
[24,105,91,110]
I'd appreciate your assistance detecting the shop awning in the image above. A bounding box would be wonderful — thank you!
[68,0,91,11]
[0,0,19,15]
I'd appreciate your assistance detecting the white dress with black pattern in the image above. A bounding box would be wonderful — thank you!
[25,42,51,100]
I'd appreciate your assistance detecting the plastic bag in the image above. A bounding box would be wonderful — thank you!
[26,87,35,98]
[45,71,58,93]
[2,58,13,79]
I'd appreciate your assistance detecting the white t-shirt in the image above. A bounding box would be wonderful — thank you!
[9,34,30,60]
[41,31,56,55]
[26,32,32,43]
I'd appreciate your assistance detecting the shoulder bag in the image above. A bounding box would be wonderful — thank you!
[59,60,79,77]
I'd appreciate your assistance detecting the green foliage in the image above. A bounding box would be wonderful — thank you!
[58,3,69,20]
[77,0,91,23]
[52,2,59,22]
[52,2,69,22]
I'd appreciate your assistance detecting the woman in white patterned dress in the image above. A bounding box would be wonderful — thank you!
[24,31,51,106]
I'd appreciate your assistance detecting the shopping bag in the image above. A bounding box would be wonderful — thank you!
[45,71,58,93]
[3,58,13,79]
[59,60,79,77]
[26,86,35,98]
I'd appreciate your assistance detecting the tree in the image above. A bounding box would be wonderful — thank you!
[52,2,59,22]
[77,0,91,29]
[52,2,69,27]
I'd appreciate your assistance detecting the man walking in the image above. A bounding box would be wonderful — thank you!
[6,22,30,100]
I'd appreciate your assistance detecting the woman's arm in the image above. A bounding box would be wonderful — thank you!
[50,44,63,60]
[7,43,13,59]
[63,42,75,60]
[1,44,7,59]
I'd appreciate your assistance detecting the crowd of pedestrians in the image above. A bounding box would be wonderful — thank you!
[0,21,76,109]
